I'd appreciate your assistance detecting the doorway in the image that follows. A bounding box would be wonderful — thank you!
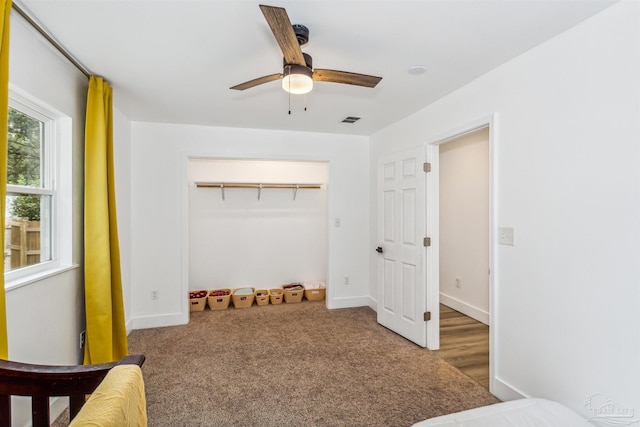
[435,127,490,388]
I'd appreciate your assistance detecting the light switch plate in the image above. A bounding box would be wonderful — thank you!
[499,227,514,246]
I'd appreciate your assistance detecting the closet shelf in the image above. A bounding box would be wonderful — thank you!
[195,182,322,201]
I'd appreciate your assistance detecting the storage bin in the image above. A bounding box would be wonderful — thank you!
[269,289,283,305]
[207,289,231,310]
[189,290,208,312]
[255,290,269,306]
[232,287,255,308]
[303,281,326,301]
[304,288,325,301]
[283,287,304,303]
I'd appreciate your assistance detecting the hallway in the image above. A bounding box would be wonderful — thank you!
[437,304,490,389]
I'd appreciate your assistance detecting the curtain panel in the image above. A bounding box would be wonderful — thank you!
[0,0,13,359]
[84,76,128,364]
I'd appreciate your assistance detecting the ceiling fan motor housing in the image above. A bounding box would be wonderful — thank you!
[283,52,313,69]
[293,24,309,45]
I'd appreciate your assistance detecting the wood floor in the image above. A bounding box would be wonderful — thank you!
[436,304,490,389]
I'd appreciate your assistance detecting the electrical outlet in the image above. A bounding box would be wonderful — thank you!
[152,290,159,300]
[79,330,86,349]
[455,277,461,288]
[499,227,515,246]
[334,218,341,227]
[344,276,350,285]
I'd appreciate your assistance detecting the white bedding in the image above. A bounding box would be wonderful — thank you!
[412,398,592,427]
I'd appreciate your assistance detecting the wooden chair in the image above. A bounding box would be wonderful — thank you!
[0,354,145,427]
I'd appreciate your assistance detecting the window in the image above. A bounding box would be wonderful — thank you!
[4,93,59,280]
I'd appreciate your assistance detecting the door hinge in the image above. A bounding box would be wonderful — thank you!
[423,237,431,247]
[424,311,431,321]
[423,162,431,173]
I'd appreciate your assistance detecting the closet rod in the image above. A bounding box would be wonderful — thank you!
[12,1,92,78]
[195,182,322,201]
[195,182,322,189]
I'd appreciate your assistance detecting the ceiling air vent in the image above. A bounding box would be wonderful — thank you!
[342,116,361,124]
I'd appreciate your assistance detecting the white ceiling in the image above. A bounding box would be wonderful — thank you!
[17,0,617,136]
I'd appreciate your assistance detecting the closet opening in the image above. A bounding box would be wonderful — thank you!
[187,158,329,313]
[436,127,490,389]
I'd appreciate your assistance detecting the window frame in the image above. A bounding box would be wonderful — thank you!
[4,87,72,288]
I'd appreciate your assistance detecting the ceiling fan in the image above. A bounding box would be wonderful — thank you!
[230,4,382,95]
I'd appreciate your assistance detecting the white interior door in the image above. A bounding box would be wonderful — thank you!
[376,147,428,347]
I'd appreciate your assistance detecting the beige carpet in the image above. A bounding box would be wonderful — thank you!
[56,301,498,426]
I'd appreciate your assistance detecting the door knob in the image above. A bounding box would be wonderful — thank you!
[376,246,383,253]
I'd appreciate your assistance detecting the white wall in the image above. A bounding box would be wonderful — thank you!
[7,10,88,425]
[129,123,370,329]
[112,107,133,327]
[439,128,489,324]
[188,159,328,290]
[370,0,639,418]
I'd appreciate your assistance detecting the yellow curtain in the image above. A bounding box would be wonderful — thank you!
[0,0,12,360]
[84,75,128,364]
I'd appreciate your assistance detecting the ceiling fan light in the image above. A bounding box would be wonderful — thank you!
[282,65,313,94]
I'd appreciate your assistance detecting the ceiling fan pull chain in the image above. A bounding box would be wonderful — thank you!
[288,65,292,115]
[304,94,307,111]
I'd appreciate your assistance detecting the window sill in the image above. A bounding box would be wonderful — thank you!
[5,264,80,292]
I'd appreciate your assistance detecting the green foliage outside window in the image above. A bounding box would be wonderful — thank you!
[7,108,42,221]
[11,196,40,222]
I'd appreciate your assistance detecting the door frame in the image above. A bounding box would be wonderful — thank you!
[424,113,497,393]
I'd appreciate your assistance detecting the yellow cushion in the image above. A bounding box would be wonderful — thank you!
[69,364,147,427]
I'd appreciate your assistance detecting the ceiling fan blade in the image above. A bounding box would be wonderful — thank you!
[259,5,306,66]
[230,73,283,91]
[312,69,382,88]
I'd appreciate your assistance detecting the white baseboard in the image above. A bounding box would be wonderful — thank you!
[129,312,188,330]
[126,318,135,336]
[326,296,371,310]
[440,293,489,325]
[492,377,529,401]
[367,296,377,312]
[127,297,372,331]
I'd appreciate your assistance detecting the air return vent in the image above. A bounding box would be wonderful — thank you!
[342,116,361,123]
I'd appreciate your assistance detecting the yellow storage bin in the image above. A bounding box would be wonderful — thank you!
[207,289,231,310]
[269,289,283,305]
[232,287,255,308]
[189,290,208,312]
[255,290,269,306]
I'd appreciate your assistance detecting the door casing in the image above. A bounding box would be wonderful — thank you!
[424,114,497,393]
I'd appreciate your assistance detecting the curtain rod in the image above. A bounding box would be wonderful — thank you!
[11,1,91,78]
